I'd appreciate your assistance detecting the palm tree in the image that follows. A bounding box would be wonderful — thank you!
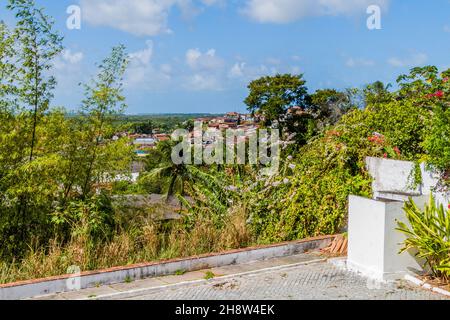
[141,140,193,200]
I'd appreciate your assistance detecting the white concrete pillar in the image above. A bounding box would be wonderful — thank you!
[347,195,427,281]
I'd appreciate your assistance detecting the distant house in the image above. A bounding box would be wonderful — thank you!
[155,134,170,142]
[134,138,156,147]
[225,112,240,122]
[208,123,220,128]
[241,114,254,122]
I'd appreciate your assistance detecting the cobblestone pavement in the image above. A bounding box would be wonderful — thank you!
[36,253,448,300]
[118,261,446,300]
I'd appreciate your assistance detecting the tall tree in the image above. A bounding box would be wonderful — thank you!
[79,45,129,199]
[364,81,393,106]
[139,140,193,200]
[7,0,63,161]
[0,21,18,112]
[244,74,310,128]
[5,0,62,246]
[310,89,356,127]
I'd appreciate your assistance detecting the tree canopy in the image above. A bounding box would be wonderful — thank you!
[244,73,310,127]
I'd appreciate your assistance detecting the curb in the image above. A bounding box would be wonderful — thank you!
[404,274,450,297]
[0,235,335,300]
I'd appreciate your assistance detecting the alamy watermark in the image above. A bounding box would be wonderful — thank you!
[66,5,81,30]
[367,5,382,30]
[171,121,280,176]
[66,265,81,291]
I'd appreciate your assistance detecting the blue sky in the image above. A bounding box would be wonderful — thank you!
[2,0,450,114]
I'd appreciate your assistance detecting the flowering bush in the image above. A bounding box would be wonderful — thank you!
[396,66,450,186]
[247,98,429,242]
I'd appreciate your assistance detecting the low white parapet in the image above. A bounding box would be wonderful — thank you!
[366,156,449,205]
[347,195,427,281]
[366,157,420,197]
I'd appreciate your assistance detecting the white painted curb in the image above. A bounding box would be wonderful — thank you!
[404,274,450,297]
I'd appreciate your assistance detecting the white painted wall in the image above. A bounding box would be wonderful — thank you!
[348,157,449,281]
[347,196,385,278]
[348,195,426,281]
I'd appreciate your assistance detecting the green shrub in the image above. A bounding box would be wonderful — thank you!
[249,99,429,243]
[423,105,450,182]
[397,195,450,282]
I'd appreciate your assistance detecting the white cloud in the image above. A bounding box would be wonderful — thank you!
[227,61,281,81]
[186,48,202,68]
[129,40,154,65]
[184,73,222,91]
[80,0,224,36]
[80,0,177,36]
[53,50,86,99]
[241,0,389,23]
[266,57,281,65]
[183,48,225,91]
[228,62,246,78]
[345,57,375,68]
[291,66,301,74]
[54,49,84,70]
[125,40,172,89]
[387,53,428,68]
[62,50,84,64]
[185,48,224,71]
[125,42,226,91]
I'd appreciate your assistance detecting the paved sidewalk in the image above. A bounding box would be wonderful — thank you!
[34,252,448,300]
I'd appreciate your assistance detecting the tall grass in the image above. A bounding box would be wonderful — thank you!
[0,206,253,284]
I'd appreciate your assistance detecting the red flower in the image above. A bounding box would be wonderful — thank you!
[425,91,445,99]
[393,146,401,156]
[383,153,388,158]
[448,204,450,210]
[368,134,385,145]
[435,90,444,98]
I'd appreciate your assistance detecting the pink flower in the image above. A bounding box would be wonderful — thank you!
[383,153,388,159]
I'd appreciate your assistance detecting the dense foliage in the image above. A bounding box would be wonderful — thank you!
[245,97,429,242]
[0,1,133,259]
